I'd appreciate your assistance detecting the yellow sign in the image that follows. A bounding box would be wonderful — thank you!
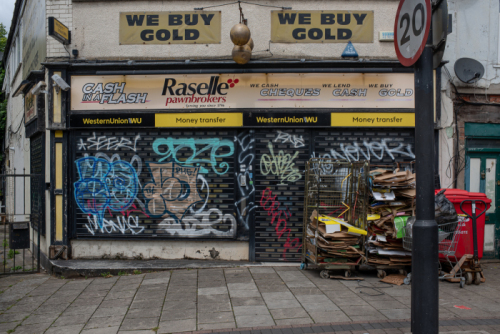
[155,113,243,127]
[54,19,69,40]
[24,91,36,123]
[49,17,70,45]
[332,113,415,127]
[271,10,374,43]
[119,12,221,45]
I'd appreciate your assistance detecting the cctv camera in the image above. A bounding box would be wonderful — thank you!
[52,74,70,92]
[31,81,47,96]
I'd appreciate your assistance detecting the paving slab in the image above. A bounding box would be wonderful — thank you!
[82,327,120,334]
[45,324,86,334]
[270,308,310,320]
[231,297,266,306]
[119,317,159,330]
[235,314,275,328]
[197,321,237,330]
[198,311,234,324]
[158,318,197,333]
[84,315,125,329]
[233,305,271,316]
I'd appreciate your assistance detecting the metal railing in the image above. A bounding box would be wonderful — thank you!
[1,170,43,275]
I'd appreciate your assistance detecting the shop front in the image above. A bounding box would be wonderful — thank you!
[51,68,416,262]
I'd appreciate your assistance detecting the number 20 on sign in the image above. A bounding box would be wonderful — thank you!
[394,0,431,66]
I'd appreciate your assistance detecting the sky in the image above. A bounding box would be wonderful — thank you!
[0,0,16,33]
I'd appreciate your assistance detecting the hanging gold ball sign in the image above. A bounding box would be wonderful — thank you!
[232,45,252,64]
[230,24,251,45]
[230,24,252,64]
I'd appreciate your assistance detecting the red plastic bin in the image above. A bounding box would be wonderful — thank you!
[435,189,491,261]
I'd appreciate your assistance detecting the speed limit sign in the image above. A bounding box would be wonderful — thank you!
[394,0,432,67]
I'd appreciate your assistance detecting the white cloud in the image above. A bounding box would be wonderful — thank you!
[0,0,16,33]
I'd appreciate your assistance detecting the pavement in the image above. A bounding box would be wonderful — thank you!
[1,264,500,334]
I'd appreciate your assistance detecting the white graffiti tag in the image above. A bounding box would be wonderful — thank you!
[77,132,141,152]
[317,139,415,162]
[85,215,144,235]
[160,208,237,238]
[274,131,306,148]
[234,132,257,231]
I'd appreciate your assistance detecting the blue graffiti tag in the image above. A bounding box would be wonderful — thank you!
[152,138,234,175]
[74,157,139,228]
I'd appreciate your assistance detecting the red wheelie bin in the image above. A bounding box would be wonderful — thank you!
[435,189,491,285]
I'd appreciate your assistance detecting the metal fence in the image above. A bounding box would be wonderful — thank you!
[1,171,43,275]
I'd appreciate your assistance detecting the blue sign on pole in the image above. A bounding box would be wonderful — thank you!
[342,41,358,58]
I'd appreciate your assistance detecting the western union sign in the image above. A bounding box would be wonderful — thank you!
[271,10,374,43]
[332,113,415,127]
[69,112,415,128]
[119,11,221,45]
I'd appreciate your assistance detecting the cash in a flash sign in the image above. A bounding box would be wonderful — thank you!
[48,17,71,45]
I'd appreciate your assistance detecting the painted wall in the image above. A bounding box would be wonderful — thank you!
[71,239,249,260]
[71,0,400,61]
[438,0,500,189]
[3,63,29,222]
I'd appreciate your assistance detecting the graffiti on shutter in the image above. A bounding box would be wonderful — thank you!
[72,130,241,239]
[254,129,309,262]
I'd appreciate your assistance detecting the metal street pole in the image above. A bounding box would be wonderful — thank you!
[411,23,439,334]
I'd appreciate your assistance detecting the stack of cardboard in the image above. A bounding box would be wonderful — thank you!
[365,169,415,266]
[305,210,366,264]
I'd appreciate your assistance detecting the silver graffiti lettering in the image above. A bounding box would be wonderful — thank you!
[261,142,302,185]
[78,132,140,152]
[274,131,305,148]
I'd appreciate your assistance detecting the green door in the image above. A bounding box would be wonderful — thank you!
[466,153,500,258]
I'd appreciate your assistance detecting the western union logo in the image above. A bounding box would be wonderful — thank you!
[333,113,414,127]
[82,117,143,125]
[156,113,242,127]
[256,116,318,123]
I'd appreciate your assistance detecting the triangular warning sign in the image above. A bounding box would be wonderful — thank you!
[342,41,358,58]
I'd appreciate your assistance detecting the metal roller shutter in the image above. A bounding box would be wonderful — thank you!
[30,134,45,234]
[71,130,238,239]
[254,129,310,262]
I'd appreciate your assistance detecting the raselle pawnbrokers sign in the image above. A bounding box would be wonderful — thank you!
[70,73,415,110]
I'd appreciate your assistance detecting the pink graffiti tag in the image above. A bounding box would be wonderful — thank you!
[260,188,302,258]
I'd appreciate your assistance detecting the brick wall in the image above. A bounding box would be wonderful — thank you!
[46,0,73,59]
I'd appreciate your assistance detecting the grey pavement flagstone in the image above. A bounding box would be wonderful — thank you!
[82,327,120,334]
[197,311,234,324]
[120,317,159,330]
[198,287,228,295]
[197,321,236,330]
[2,265,500,333]
[45,324,86,334]
[233,305,271,316]
[158,318,196,333]
[84,315,125,329]
[235,314,275,327]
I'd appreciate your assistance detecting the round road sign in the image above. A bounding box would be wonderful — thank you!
[394,0,432,67]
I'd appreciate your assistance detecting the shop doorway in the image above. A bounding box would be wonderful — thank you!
[466,152,499,258]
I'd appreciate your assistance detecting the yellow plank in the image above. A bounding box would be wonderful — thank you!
[55,143,63,189]
[332,113,415,127]
[55,131,63,138]
[55,195,63,241]
[156,113,242,127]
